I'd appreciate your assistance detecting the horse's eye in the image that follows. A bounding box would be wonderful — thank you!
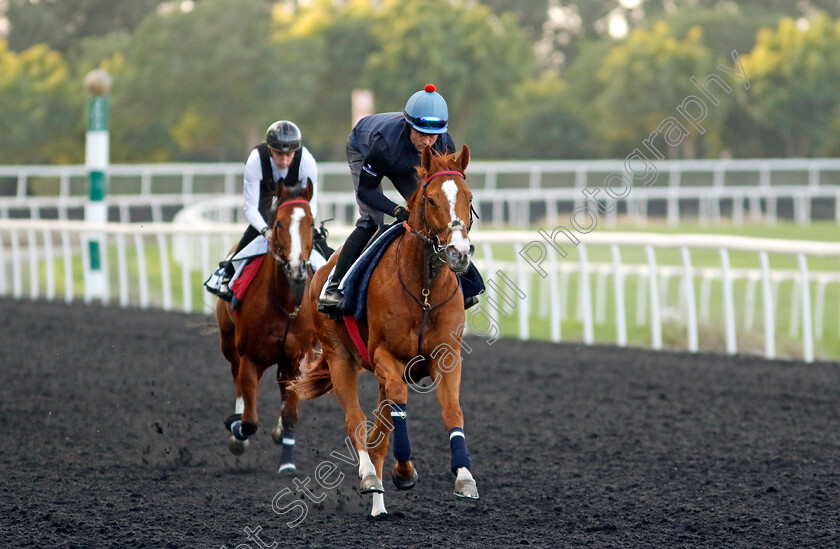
[428,198,437,207]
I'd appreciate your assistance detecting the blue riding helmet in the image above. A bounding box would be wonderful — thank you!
[403,83,449,134]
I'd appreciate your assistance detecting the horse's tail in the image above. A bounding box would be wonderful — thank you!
[291,351,333,400]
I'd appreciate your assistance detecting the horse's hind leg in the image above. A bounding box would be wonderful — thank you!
[326,347,386,516]
[272,361,299,475]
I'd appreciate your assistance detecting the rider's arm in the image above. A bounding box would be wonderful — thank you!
[357,144,400,215]
[243,149,269,234]
[299,147,318,218]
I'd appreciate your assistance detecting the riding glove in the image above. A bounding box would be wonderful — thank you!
[393,206,410,222]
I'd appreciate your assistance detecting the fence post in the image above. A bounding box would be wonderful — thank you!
[758,251,775,360]
[611,244,627,347]
[680,246,698,353]
[797,254,814,363]
[719,248,737,355]
[548,242,561,343]
[83,69,112,302]
[515,242,530,340]
[645,245,662,350]
[579,243,594,345]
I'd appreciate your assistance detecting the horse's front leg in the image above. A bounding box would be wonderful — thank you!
[434,362,479,499]
[272,359,299,475]
[371,348,417,492]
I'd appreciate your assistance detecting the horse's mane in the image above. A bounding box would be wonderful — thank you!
[408,149,460,206]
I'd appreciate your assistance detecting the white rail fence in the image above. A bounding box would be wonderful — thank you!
[3,158,840,226]
[2,218,839,363]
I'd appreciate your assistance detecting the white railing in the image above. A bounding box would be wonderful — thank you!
[4,158,840,226]
[2,218,840,362]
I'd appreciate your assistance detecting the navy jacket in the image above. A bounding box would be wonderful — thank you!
[348,112,455,214]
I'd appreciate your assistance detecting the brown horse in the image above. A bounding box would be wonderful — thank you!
[216,180,316,474]
[294,145,478,516]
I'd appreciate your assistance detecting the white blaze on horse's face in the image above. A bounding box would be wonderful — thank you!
[288,207,306,270]
[441,178,472,253]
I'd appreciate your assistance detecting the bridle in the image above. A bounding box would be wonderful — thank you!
[266,198,312,319]
[409,170,477,259]
[398,169,477,360]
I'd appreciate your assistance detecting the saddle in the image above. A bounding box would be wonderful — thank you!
[323,222,406,320]
[205,236,328,309]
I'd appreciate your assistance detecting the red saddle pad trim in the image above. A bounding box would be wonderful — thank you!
[231,255,266,303]
[343,314,370,365]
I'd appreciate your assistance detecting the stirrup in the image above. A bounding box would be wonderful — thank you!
[317,283,343,313]
[217,277,233,302]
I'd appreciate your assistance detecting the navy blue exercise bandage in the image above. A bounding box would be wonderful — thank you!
[391,403,411,462]
[449,428,471,473]
[280,428,295,465]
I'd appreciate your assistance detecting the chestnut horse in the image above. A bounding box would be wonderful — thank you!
[294,145,478,516]
[216,181,316,474]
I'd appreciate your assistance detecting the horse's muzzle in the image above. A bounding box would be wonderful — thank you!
[285,260,309,285]
[291,262,308,284]
[445,244,474,274]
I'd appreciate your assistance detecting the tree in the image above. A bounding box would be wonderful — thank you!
[270,0,376,161]
[481,73,594,159]
[5,0,167,52]
[95,0,313,161]
[363,0,536,155]
[0,40,83,164]
[740,14,840,157]
[479,0,551,39]
[584,22,724,159]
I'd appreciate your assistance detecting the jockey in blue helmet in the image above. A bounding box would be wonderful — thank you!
[318,84,484,313]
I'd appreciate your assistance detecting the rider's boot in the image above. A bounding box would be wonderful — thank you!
[317,225,373,313]
[217,261,234,302]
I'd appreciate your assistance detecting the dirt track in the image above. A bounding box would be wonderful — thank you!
[2,297,839,548]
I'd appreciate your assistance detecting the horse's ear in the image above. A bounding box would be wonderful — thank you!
[457,144,470,173]
[421,145,433,173]
[301,178,314,203]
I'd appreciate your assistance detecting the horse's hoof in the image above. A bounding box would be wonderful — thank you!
[227,435,250,456]
[278,463,297,476]
[392,468,418,490]
[270,425,284,444]
[359,473,384,494]
[454,478,479,499]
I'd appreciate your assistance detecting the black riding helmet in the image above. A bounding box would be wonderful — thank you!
[266,120,302,152]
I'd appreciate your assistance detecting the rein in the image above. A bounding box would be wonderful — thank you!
[265,198,313,349]
[396,222,461,360]
[399,169,477,359]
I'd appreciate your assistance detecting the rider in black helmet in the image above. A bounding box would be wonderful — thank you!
[215,120,320,301]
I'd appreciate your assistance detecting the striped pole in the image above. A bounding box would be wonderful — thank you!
[83,69,112,301]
